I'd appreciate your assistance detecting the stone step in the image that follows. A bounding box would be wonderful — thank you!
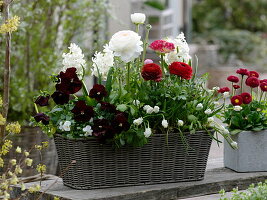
[12,168,267,200]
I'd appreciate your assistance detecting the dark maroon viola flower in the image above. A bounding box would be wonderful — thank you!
[227,75,239,83]
[249,71,259,78]
[112,112,130,133]
[71,100,94,122]
[233,85,240,89]
[35,95,50,107]
[34,113,50,125]
[218,87,230,93]
[236,68,249,76]
[92,119,115,143]
[51,91,70,105]
[89,84,107,101]
[245,77,260,88]
[56,67,82,94]
[100,102,116,113]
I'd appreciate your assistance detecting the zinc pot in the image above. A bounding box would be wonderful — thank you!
[224,130,267,172]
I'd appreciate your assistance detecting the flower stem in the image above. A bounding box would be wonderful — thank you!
[135,24,140,34]
[82,80,89,96]
[127,62,131,92]
[241,75,244,93]
[34,103,39,114]
[141,24,152,65]
[160,54,165,77]
[259,91,264,102]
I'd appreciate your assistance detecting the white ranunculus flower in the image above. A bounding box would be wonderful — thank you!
[92,44,114,80]
[164,32,191,65]
[223,92,230,98]
[196,103,203,110]
[204,109,212,115]
[131,13,146,24]
[162,119,168,128]
[231,141,238,149]
[59,121,71,132]
[109,30,143,63]
[212,86,220,91]
[62,43,86,78]
[83,125,93,137]
[153,106,160,113]
[233,106,243,111]
[178,120,184,127]
[144,127,152,138]
[133,117,143,126]
[133,100,140,106]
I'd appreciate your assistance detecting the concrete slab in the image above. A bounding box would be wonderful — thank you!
[12,168,267,200]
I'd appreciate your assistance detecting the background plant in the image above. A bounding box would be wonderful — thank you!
[0,0,110,123]
[192,0,267,66]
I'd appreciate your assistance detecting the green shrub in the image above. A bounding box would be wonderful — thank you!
[219,180,267,200]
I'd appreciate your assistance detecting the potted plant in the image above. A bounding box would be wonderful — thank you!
[222,68,267,172]
[32,13,235,189]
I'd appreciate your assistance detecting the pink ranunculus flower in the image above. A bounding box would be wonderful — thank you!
[149,40,175,54]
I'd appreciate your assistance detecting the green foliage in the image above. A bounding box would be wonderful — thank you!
[192,0,267,66]
[144,0,166,10]
[193,0,267,33]
[0,0,109,123]
[219,180,267,200]
[224,101,267,133]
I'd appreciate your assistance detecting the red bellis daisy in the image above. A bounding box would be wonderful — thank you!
[245,77,260,88]
[249,71,259,78]
[227,75,239,83]
[260,82,267,92]
[236,68,249,76]
[240,92,252,104]
[231,95,243,106]
[218,87,230,93]
[233,85,240,89]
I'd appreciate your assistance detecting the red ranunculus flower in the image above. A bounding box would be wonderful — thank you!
[245,77,260,88]
[236,68,249,76]
[218,87,230,93]
[227,75,239,83]
[149,40,175,53]
[56,67,82,94]
[89,84,108,101]
[71,100,94,122]
[260,82,267,92]
[233,85,240,89]
[231,95,243,106]
[51,91,70,105]
[141,63,162,82]
[249,71,259,78]
[35,95,50,107]
[34,113,50,125]
[240,92,252,104]
[169,62,193,80]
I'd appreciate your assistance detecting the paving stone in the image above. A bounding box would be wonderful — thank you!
[11,168,267,200]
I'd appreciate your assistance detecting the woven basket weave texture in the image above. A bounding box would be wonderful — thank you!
[54,131,212,190]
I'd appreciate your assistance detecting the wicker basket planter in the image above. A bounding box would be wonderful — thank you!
[54,130,213,190]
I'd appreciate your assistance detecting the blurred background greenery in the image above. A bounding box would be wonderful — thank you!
[192,0,267,66]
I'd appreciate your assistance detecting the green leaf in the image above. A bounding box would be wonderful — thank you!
[105,67,114,95]
[116,104,128,112]
[230,129,242,135]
